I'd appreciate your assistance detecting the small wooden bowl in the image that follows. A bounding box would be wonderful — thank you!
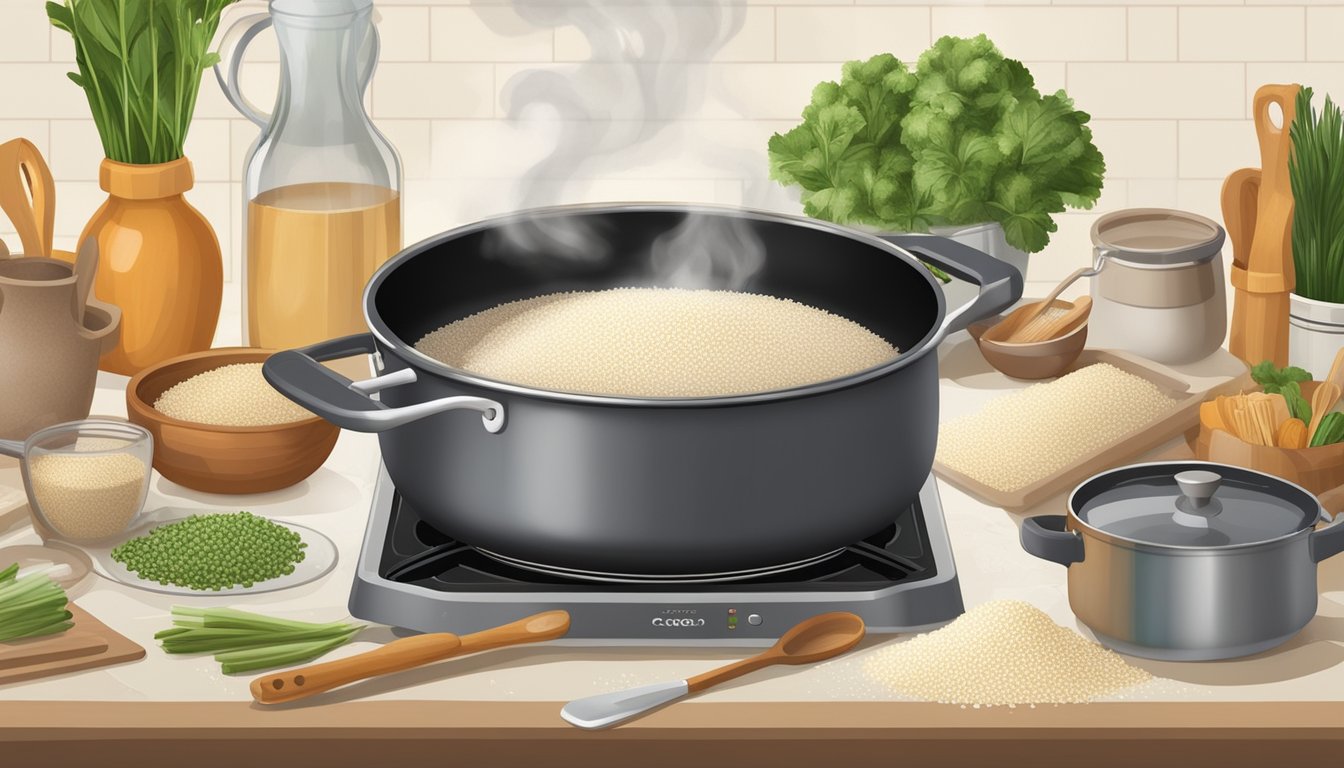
[1195,381,1344,495]
[126,348,339,495]
[968,300,1089,380]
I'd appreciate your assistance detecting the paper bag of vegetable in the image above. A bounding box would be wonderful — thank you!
[768,35,1105,256]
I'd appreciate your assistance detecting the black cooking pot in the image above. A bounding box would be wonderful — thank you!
[264,205,1021,577]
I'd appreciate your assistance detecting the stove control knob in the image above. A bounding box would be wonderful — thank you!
[747,614,762,626]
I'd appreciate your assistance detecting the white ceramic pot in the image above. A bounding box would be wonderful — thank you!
[1087,209,1227,365]
[1289,293,1344,378]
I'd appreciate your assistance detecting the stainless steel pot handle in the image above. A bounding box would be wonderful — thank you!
[0,439,21,459]
[879,234,1024,339]
[1020,515,1085,566]
[1311,488,1344,563]
[262,334,505,435]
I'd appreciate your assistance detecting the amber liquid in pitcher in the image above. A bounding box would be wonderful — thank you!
[247,182,400,350]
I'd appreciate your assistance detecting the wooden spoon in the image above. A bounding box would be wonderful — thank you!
[250,610,571,705]
[0,138,55,258]
[1325,346,1344,395]
[1307,381,1342,445]
[561,612,865,729]
[1014,296,1093,343]
[985,260,1102,343]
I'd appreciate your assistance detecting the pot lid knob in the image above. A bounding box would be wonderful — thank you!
[1176,470,1222,509]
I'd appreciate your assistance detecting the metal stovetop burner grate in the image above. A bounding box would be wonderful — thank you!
[378,493,936,593]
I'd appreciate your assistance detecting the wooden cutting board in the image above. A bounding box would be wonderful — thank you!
[0,604,144,685]
[934,349,1254,511]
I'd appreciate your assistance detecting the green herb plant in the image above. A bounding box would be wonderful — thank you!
[1252,360,1314,423]
[1289,86,1344,304]
[768,35,1106,254]
[0,563,73,641]
[47,0,239,165]
[157,606,364,674]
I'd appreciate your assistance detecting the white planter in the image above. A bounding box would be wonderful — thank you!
[1289,292,1344,379]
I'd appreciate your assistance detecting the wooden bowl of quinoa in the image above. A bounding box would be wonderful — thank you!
[126,348,339,494]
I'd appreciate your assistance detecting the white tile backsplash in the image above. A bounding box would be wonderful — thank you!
[0,0,1323,285]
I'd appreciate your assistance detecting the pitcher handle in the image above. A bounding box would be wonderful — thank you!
[213,13,273,129]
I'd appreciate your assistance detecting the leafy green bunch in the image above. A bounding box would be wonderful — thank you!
[48,0,239,165]
[768,35,1106,254]
[1289,86,1344,304]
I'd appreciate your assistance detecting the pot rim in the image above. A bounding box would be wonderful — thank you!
[361,202,950,408]
[0,257,76,287]
[1066,460,1325,553]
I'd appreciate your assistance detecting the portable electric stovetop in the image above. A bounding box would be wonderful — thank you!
[350,464,965,643]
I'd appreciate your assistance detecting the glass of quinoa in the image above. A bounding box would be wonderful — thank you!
[17,419,153,543]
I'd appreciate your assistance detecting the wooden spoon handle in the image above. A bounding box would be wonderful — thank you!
[457,610,571,654]
[1253,84,1300,194]
[250,611,571,706]
[685,649,783,694]
[251,632,462,705]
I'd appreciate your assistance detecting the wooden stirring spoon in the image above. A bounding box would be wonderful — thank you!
[251,610,571,705]
[561,612,865,729]
[1307,381,1342,444]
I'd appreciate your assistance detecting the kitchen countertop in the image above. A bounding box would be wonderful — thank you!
[4,298,1344,766]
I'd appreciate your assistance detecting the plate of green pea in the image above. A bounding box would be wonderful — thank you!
[85,508,337,595]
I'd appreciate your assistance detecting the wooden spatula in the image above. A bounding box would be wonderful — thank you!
[250,610,571,705]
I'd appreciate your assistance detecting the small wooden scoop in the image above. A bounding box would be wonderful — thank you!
[561,612,865,729]
[250,610,571,705]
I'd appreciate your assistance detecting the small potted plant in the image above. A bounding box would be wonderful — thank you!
[1288,86,1344,379]
[47,0,238,375]
[767,35,1106,281]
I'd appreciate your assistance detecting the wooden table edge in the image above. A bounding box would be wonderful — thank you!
[5,700,1344,766]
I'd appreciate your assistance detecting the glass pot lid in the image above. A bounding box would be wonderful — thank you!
[1070,462,1320,548]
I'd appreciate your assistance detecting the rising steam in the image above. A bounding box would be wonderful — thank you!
[477,0,768,289]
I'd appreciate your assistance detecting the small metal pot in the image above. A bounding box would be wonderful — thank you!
[1021,461,1344,661]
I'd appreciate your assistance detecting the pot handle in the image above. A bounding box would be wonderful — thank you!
[1310,487,1344,563]
[1020,515,1085,566]
[263,334,505,435]
[879,234,1024,338]
[0,439,21,459]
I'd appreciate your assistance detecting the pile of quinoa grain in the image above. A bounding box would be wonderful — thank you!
[414,287,898,397]
[154,363,313,427]
[864,600,1152,706]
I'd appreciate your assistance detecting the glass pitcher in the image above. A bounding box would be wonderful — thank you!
[215,0,401,350]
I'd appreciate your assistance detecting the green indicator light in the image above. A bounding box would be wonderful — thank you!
[728,617,737,624]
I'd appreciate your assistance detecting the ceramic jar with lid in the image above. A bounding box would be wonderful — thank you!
[1088,209,1227,365]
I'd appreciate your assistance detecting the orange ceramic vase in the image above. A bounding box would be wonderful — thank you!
[80,158,222,375]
